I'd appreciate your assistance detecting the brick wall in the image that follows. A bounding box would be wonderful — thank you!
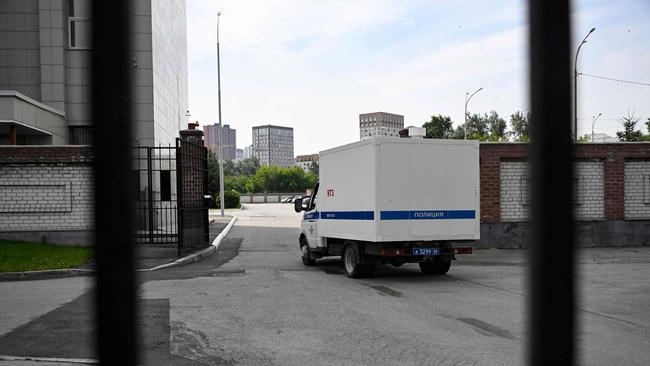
[0,146,94,244]
[481,143,650,222]
[624,161,650,219]
[500,161,529,222]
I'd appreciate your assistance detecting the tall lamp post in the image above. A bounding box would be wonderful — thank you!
[591,113,602,143]
[574,27,596,142]
[216,11,225,217]
[464,87,483,139]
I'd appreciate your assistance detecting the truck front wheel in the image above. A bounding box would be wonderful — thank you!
[300,238,316,266]
[419,260,451,275]
[343,242,374,278]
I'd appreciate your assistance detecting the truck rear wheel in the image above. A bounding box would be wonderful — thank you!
[300,238,316,266]
[419,260,451,275]
[343,242,374,278]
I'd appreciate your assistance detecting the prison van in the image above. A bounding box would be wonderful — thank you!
[294,131,479,278]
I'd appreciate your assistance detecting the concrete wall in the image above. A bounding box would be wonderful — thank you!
[240,193,306,204]
[150,0,187,146]
[0,0,42,100]
[39,0,66,112]
[0,145,94,245]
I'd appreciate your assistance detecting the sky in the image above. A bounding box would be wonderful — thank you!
[186,0,650,156]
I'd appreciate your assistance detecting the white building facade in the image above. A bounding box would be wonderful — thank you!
[359,112,404,140]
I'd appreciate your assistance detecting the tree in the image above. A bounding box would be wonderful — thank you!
[449,125,465,139]
[509,110,530,142]
[465,113,488,140]
[485,111,507,141]
[207,152,220,205]
[308,161,319,175]
[422,115,454,138]
[616,111,643,142]
[238,157,260,176]
[577,134,590,143]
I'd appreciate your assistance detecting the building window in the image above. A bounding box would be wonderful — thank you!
[69,0,92,49]
[70,126,93,144]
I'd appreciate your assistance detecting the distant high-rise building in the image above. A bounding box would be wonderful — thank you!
[204,123,236,160]
[295,154,319,173]
[252,125,294,167]
[243,145,253,160]
[359,112,404,140]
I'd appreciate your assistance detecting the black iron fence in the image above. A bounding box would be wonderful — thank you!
[132,138,209,256]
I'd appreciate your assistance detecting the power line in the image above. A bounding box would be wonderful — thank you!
[578,72,650,86]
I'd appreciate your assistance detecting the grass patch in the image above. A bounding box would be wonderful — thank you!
[0,240,94,273]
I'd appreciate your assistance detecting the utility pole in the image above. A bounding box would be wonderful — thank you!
[464,87,483,139]
[217,11,225,216]
[591,113,602,143]
[574,27,596,142]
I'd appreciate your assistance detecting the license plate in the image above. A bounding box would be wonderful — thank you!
[412,247,440,256]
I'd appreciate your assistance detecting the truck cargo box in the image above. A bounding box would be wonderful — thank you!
[316,137,480,243]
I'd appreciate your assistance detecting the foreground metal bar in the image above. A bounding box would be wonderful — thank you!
[92,0,137,365]
[528,0,575,365]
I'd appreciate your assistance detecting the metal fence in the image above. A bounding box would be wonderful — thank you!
[132,138,209,256]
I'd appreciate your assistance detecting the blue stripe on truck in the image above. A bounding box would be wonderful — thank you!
[320,211,375,220]
[304,210,475,221]
[380,210,476,220]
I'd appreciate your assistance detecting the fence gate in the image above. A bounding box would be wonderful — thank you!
[133,138,209,256]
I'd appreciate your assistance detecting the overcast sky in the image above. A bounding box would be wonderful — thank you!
[186,0,650,156]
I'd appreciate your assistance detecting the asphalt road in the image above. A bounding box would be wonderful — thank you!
[1,203,649,365]
[141,203,650,366]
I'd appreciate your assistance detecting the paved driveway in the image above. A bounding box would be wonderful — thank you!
[140,203,650,365]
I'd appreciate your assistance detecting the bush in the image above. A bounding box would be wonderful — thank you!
[215,190,240,209]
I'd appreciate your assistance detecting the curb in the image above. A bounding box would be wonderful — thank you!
[0,268,94,282]
[0,216,238,281]
[0,355,97,364]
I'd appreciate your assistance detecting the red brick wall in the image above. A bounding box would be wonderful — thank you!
[0,146,93,163]
[479,143,650,222]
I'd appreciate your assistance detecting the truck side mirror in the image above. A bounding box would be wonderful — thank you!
[294,198,303,213]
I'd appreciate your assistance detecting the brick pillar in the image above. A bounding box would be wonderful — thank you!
[178,123,206,250]
[604,153,624,219]
[480,149,502,222]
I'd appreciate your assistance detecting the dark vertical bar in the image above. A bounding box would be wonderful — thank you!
[9,125,17,145]
[91,0,137,364]
[528,1,575,366]
[147,148,154,245]
[176,138,183,257]
[203,146,209,246]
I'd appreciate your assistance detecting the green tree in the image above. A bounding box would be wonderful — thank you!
[465,113,488,140]
[308,161,319,175]
[577,134,590,143]
[485,110,507,141]
[616,111,643,142]
[509,110,530,142]
[422,115,454,138]
[207,152,220,206]
[238,157,260,176]
[223,160,237,176]
[449,125,465,139]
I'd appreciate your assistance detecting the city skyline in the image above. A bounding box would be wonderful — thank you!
[187,0,650,156]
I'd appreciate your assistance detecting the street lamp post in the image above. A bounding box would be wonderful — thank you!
[464,87,483,139]
[574,27,596,142]
[591,113,602,143]
[217,11,225,217]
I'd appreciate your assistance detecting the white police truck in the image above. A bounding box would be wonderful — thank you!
[294,132,479,278]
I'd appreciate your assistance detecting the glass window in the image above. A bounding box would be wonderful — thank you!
[69,0,92,48]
